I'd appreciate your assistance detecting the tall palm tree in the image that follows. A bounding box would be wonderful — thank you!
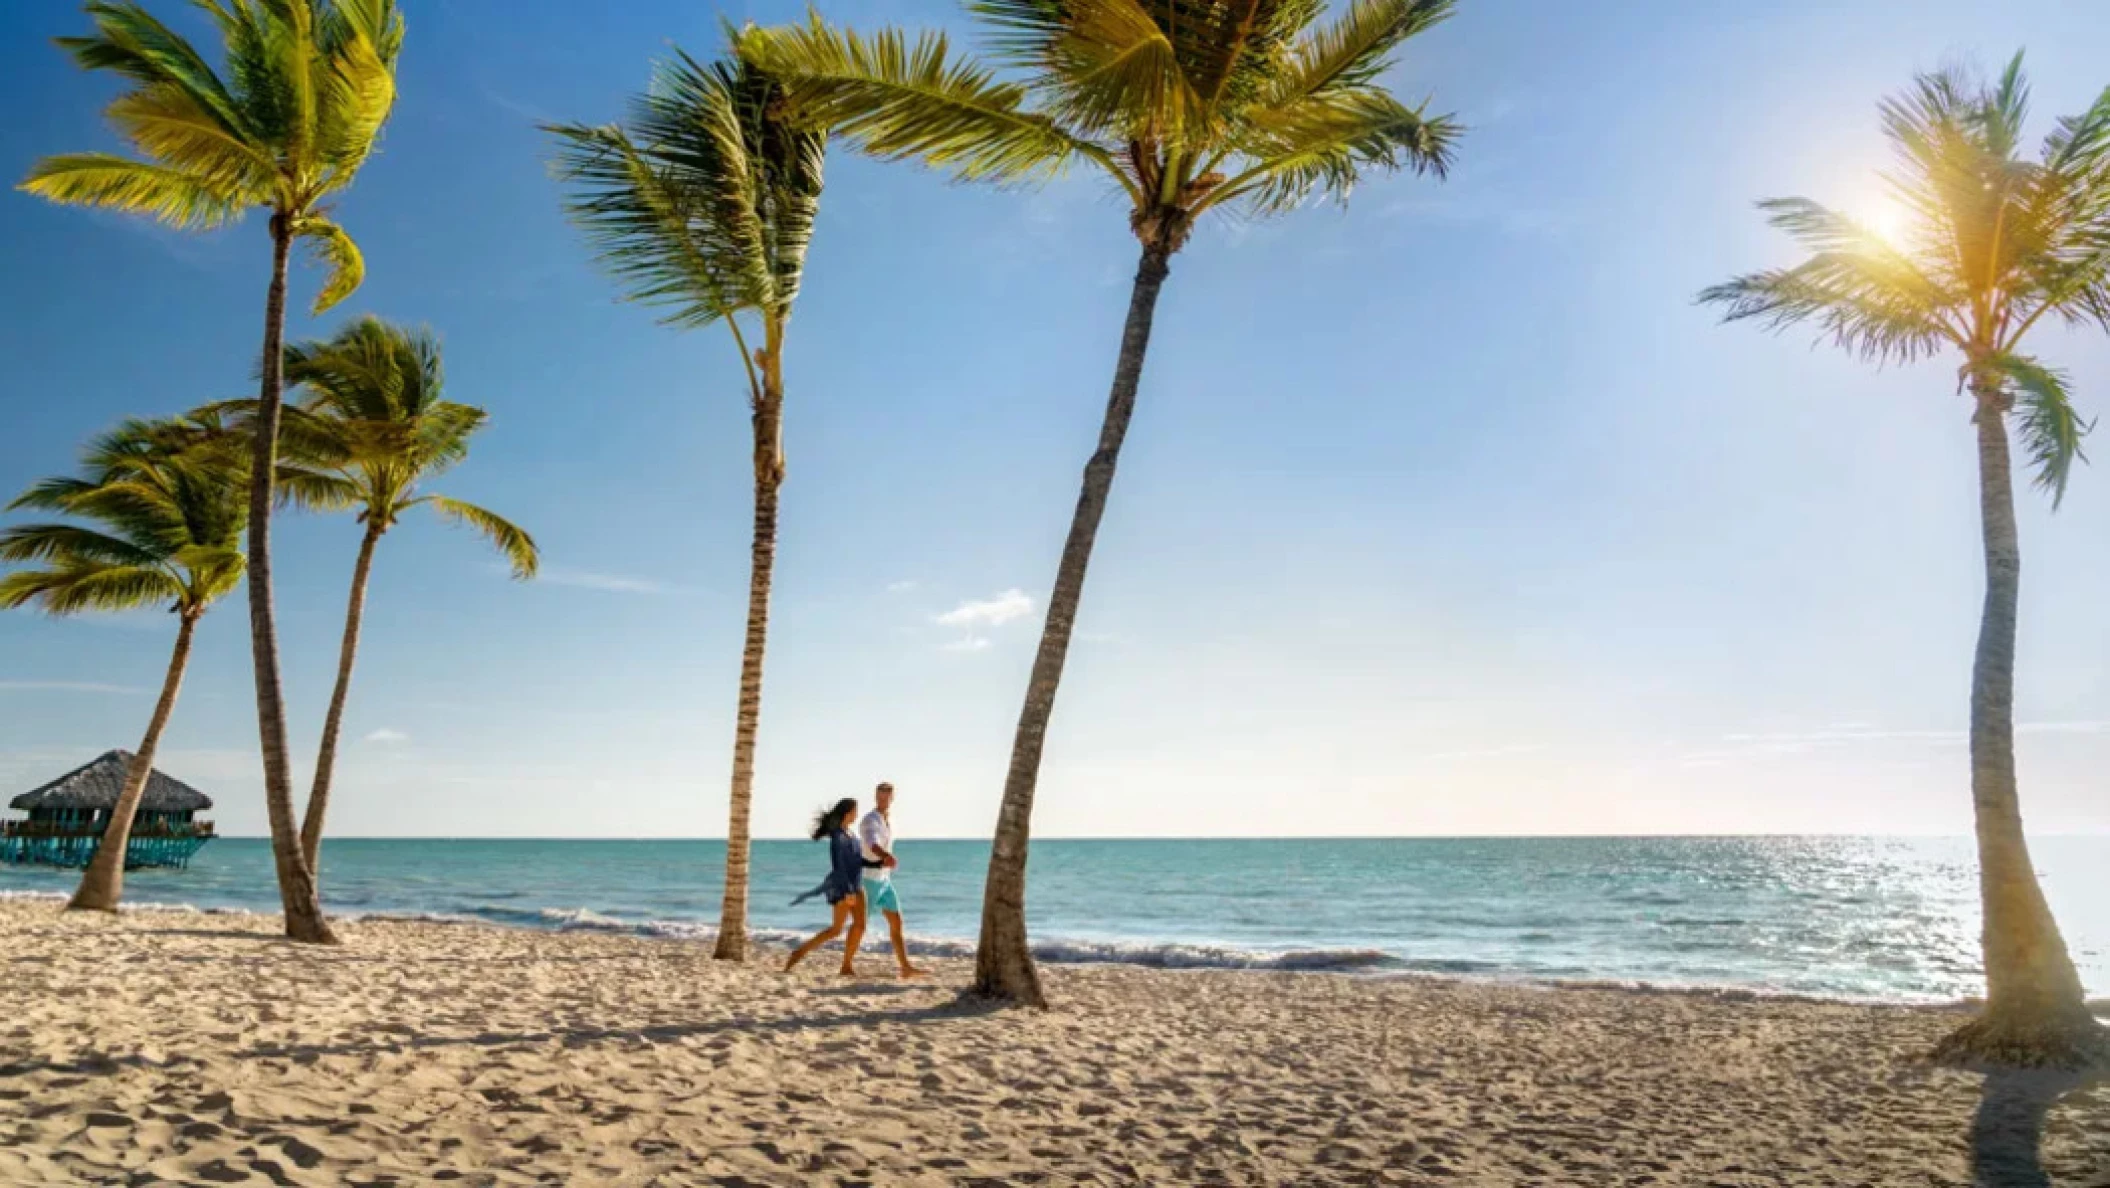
[546,43,825,961]
[0,416,248,912]
[278,316,539,878]
[21,0,406,945]
[1703,55,2110,1067]
[745,0,1459,1004]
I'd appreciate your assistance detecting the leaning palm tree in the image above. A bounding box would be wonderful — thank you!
[1703,55,2110,1067]
[0,417,247,912]
[546,43,825,961]
[744,0,1459,1004]
[278,316,539,879]
[20,0,406,945]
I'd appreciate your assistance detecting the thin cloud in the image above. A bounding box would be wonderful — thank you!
[934,589,1034,629]
[940,636,993,653]
[0,681,147,695]
[886,580,919,594]
[364,728,410,745]
[1677,721,2110,767]
[538,567,667,595]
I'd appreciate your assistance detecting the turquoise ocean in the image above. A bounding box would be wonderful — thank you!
[2,835,2105,1004]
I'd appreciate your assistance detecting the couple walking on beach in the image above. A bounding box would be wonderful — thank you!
[786,782,926,979]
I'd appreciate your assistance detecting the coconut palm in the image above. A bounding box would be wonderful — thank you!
[276,316,538,878]
[0,417,248,912]
[1702,55,2110,1067]
[20,0,406,944]
[546,44,825,961]
[744,0,1459,1004]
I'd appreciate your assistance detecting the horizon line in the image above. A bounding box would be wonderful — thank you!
[199,831,2110,843]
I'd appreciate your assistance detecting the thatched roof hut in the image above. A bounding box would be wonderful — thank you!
[3,751,216,871]
[9,750,211,814]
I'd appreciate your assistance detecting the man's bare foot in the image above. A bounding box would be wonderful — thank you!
[838,966,859,978]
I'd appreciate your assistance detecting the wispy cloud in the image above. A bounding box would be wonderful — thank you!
[886,580,919,594]
[1677,721,2110,767]
[934,589,1034,629]
[364,728,410,745]
[538,567,668,595]
[1411,743,1547,763]
[1382,195,1576,239]
[479,84,556,127]
[940,636,993,653]
[0,681,147,695]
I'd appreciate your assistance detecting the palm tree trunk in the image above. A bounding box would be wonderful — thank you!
[67,612,198,913]
[249,212,337,946]
[714,353,786,962]
[301,520,384,879]
[973,244,1174,1006]
[1934,386,2105,1067]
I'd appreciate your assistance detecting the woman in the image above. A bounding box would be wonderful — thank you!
[785,797,882,975]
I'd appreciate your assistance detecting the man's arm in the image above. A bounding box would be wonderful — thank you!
[860,815,898,868]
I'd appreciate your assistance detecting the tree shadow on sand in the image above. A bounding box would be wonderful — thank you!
[1969,1066,2105,1187]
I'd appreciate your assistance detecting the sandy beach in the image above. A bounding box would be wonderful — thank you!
[0,901,2103,1186]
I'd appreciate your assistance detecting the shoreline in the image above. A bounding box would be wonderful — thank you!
[6,887,2100,1016]
[2,901,2108,1184]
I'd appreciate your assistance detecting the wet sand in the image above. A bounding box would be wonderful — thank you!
[0,900,2104,1185]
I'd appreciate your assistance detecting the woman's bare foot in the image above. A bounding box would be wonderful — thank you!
[838,966,859,978]
[897,965,927,980]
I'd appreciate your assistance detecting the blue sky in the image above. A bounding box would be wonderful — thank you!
[1,0,2107,840]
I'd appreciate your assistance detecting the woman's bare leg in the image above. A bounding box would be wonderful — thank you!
[838,894,868,976]
[786,900,851,971]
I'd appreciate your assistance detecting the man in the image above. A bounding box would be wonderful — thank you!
[859,782,925,979]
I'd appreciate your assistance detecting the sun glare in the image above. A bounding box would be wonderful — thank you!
[1861,196,1910,251]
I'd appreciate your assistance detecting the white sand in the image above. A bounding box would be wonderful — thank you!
[0,901,2104,1185]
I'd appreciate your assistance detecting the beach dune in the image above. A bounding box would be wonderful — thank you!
[0,901,2104,1186]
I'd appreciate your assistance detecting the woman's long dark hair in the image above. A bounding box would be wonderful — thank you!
[810,797,857,841]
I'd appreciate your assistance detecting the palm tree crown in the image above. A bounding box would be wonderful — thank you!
[20,0,405,313]
[282,317,538,574]
[0,416,248,620]
[546,44,825,403]
[743,0,1459,253]
[1702,53,2110,501]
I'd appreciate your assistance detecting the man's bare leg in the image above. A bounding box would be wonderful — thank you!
[885,911,926,978]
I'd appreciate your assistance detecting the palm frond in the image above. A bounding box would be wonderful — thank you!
[547,121,751,328]
[8,476,101,513]
[977,0,1199,142]
[59,1,251,135]
[17,153,248,228]
[275,465,362,512]
[105,82,276,195]
[314,0,403,176]
[292,213,365,313]
[1265,0,1453,106]
[0,564,186,615]
[1991,353,2092,507]
[421,496,539,579]
[1212,86,1457,213]
[740,15,1108,187]
[0,524,164,569]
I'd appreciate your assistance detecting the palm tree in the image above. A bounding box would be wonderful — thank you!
[278,316,539,878]
[546,43,825,961]
[0,416,248,912]
[1703,55,2110,1067]
[20,0,406,945]
[744,0,1459,1004]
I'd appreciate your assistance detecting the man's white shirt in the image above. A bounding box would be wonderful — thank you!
[859,810,892,882]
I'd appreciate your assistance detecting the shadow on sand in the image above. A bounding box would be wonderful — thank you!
[1969,1067,2105,1187]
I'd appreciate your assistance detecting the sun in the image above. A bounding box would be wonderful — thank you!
[1861,196,1910,251]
